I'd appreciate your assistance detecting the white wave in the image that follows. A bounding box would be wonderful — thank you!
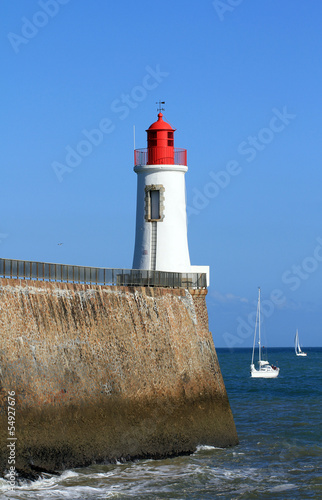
[20,471,79,490]
[268,483,297,493]
[31,486,105,499]
[195,445,220,452]
[0,469,82,498]
[60,471,79,479]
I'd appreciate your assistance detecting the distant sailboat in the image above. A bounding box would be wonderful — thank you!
[295,330,307,357]
[250,288,280,378]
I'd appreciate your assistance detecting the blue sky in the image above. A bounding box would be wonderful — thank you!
[1,0,322,348]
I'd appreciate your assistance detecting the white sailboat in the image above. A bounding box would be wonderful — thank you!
[250,288,280,378]
[295,329,307,357]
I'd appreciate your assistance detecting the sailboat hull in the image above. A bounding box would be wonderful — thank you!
[250,364,279,378]
[250,368,280,378]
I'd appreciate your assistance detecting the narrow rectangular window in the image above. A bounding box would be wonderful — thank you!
[150,190,160,220]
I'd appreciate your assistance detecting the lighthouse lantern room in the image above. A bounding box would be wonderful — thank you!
[132,110,209,282]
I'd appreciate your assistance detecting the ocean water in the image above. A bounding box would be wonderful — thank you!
[1,347,321,499]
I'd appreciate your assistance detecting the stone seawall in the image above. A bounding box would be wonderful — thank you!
[0,279,238,478]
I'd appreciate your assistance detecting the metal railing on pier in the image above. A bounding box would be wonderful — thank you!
[0,258,206,289]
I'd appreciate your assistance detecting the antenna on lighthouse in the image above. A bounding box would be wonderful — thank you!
[156,100,165,113]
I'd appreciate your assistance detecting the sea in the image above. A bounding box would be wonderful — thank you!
[1,347,321,499]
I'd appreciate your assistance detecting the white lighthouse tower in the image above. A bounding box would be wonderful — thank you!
[132,109,209,282]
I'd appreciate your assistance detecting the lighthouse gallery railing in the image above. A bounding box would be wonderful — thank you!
[0,258,206,289]
[134,148,187,166]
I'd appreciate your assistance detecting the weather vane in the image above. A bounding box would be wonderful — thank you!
[156,100,165,113]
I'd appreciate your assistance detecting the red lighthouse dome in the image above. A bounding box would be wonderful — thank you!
[133,112,187,167]
[146,112,176,164]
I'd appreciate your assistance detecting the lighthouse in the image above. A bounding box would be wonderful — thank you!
[132,110,209,282]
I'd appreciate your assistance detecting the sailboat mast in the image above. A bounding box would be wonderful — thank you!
[258,287,261,364]
[251,306,257,366]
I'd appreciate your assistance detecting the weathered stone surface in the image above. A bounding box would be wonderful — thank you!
[0,279,238,477]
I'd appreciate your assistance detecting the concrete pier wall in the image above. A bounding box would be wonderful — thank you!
[0,279,238,477]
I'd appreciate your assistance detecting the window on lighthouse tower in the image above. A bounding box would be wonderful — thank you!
[150,190,160,220]
[145,184,165,222]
